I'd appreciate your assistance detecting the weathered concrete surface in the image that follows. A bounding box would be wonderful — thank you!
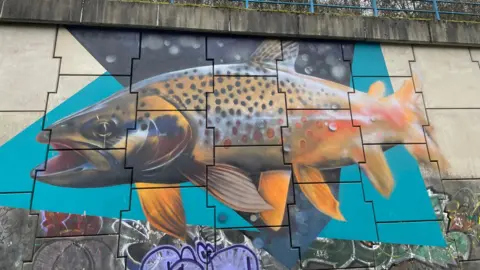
[1,0,480,47]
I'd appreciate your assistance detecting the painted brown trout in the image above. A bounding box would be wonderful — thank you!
[31,41,448,241]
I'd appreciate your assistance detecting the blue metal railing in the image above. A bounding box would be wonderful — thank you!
[161,0,480,21]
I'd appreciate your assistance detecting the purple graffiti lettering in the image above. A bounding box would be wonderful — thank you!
[140,241,259,270]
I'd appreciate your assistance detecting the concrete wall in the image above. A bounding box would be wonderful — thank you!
[1,0,480,47]
[1,23,480,270]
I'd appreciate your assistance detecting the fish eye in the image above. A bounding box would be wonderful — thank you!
[92,119,118,138]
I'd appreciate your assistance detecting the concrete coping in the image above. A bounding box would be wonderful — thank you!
[1,0,480,47]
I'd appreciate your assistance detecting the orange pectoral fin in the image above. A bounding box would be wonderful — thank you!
[293,164,345,221]
[136,183,186,240]
[258,170,291,229]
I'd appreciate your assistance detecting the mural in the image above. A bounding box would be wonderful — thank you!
[0,25,476,269]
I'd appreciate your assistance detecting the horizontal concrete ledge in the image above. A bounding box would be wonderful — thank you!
[1,0,480,47]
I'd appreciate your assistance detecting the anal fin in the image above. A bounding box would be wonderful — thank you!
[258,170,291,230]
[136,183,186,240]
[358,145,395,198]
[293,164,345,221]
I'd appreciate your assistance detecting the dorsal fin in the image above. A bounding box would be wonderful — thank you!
[279,41,299,72]
[249,40,299,72]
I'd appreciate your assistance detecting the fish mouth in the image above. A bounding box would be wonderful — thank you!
[32,142,92,180]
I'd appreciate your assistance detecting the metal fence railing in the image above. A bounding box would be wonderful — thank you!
[133,0,480,22]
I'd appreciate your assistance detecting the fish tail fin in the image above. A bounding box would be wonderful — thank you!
[208,164,273,213]
[293,164,345,221]
[258,170,291,229]
[135,183,187,240]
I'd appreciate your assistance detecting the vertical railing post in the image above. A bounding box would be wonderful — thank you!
[371,0,378,16]
[246,0,249,9]
[309,0,314,13]
[432,0,441,20]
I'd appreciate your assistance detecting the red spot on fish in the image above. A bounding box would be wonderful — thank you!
[215,130,221,142]
[204,130,209,136]
[316,121,323,128]
[241,135,248,143]
[301,116,307,122]
[232,127,238,135]
[236,120,241,126]
[267,128,275,138]
[278,119,284,125]
[306,130,313,137]
[295,122,302,129]
[254,130,263,141]
[300,139,306,148]
[224,138,232,148]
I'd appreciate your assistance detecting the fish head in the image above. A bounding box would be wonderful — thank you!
[32,91,137,187]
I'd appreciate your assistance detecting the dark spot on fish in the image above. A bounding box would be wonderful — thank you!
[261,104,266,110]
[227,71,231,75]
[176,83,184,89]
[195,105,201,109]
[168,89,174,94]
[280,81,285,87]
[271,91,275,95]
[250,86,255,92]
[236,89,242,95]
[259,95,264,100]
[111,113,117,118]
[229,93,234,98]
[221,111,227,118]
[287,89,292,94]
[229,108,235,115]
[207,105,211,111]
[182,93,188,97]
[241,101,246,106]
[246,79,251,84]
[258,82,263,87]
[201,81,206,87]
[165,83,170,88]
[190,84,196,90]
[138,116,144,122]
[144,112,150,118]
[193,69,198,73]
[291,82,296,87]
[226,120,232,126]
[141,123,148,130]
[184,71,188,75]
[214,90,220,97]
[189,76,194,80]
[227,85,233,91]
[236,109,242,116]
[216,117,221,123]
[115,105,120,110]
[192,95,199,100]
[221,88,226,94]
[215,99,221,105]
[209,80,214,86]
[235,81,241,87]
[224,98,229,104]
[289,98,294,103]
[215,106,221,113]
[278,108,284,114]
[269,100,273,106]
[254,101,259,107]
[246,96,252,101]
[248,107,253,113]
[186,99,191,105]
[266,83,270,88]
[199,75,204,80]
[140,102,146,108]
[233,99,239,105]
[198,99,204,104]
[217,78,224,83]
